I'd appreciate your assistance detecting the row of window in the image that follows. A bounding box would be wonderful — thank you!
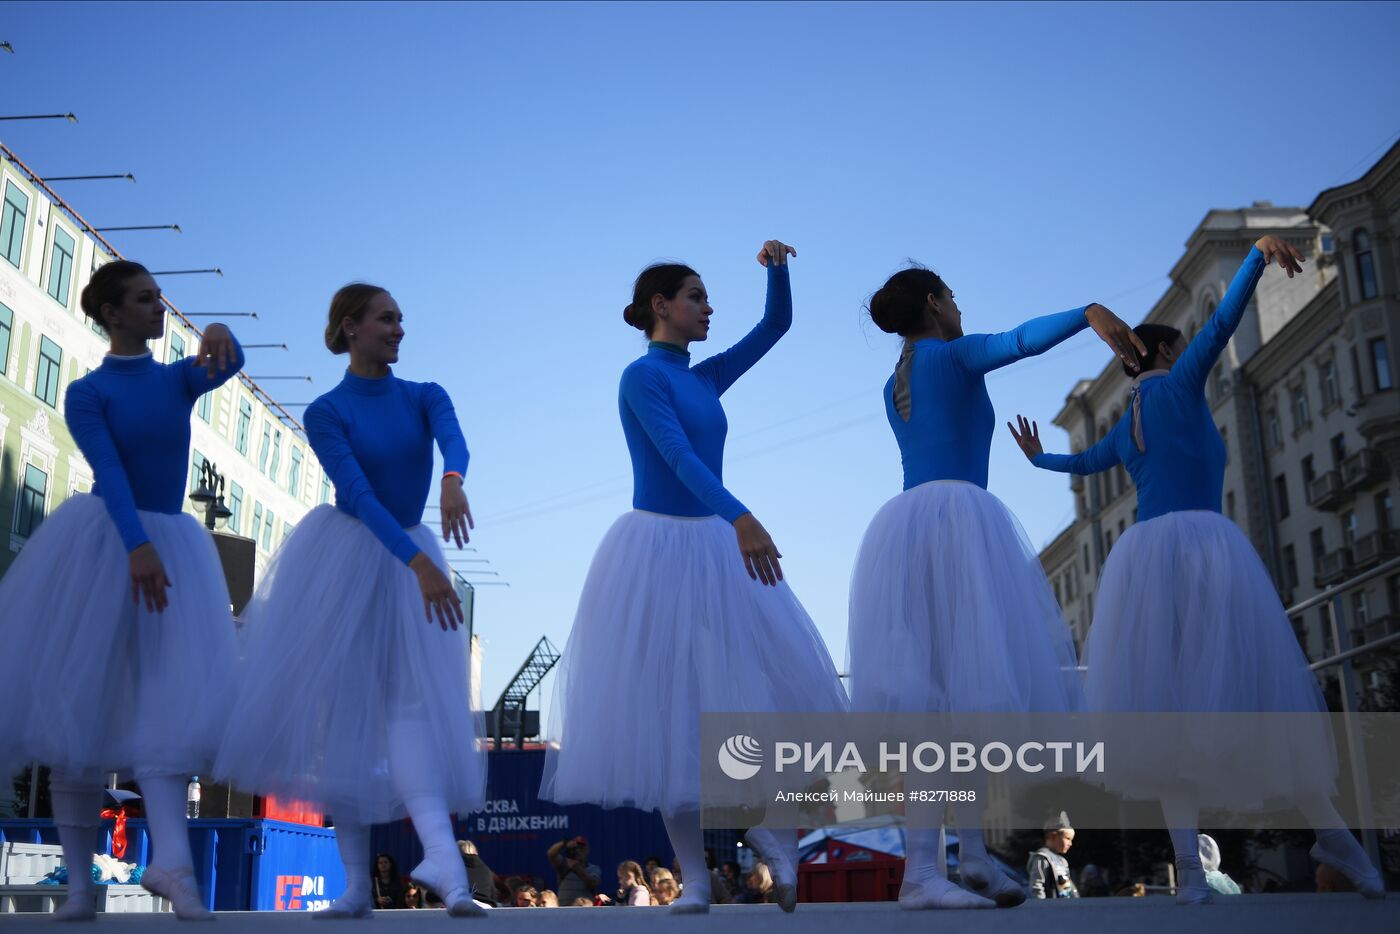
[1265,339,1393,449]
[1,177,81,310]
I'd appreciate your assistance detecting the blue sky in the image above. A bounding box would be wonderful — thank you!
[4,1,1400,721]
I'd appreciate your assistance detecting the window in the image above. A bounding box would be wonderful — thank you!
[1331,433,1348,467]
[1275,474,1290,519]
[1372,338,1393,391]
[14,464,49,537]
[1081,544,1090,574]
[33,336,62,408]
[1342,511,1358,547]
[169,332,186,364]
[1291,385,1310,430]
[1354,229,1378,301]
[1378,492,1394,532]
[1353,590,1370,628]
[1282,545,1299,591]
[1220,426,1229,465]
[268,429,282,480]
[320,471,332,505]
[1054,579,1062,604]
[1321,234,1335,254]
[46,226,76,306]
[196,386,212,423]
[1310,528,1326,571]
[1,181,28,268]
[235,399,252,454]
[1321,360,1340,410]
[282,522,294,545]
[1226,491,1236,521]
[1389,575,1400,614]
[190,450,207,494]
[257,422,272,474]
[252,502,264,547]
[1266,408,1282,449]
[1104,531,1114,555]
[1118,518,1126,536]
[288,447,303,496]
[262,510,275,550]
[1302,455,1316,487]
[0,301,12,377]
[228,481,244,535]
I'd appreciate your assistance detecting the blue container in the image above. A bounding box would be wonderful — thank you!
[0,818,341,911]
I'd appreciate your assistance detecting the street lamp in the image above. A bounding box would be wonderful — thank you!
[150,268,222,277]
[189,461,232,531]
[42,173,135,183]
[95,224,182,234]
[0,113,78,123]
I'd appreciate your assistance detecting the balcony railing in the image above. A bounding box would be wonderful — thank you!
[1353,614,1400,647]
[1351,530,1400,569]
[1306,470,1349,510]
[1315,547,1353,587]
[1340,448,1390,491]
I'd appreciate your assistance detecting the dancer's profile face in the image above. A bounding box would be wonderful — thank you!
[930,286,963,340]
[348,292,405,365]
[655,275,712,344]
[102,273,166,340]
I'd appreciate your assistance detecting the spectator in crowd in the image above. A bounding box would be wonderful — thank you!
[548,836,601,906]
[617,861,652,906]
[402,883,424,909]
[1028,812,1079,898]
[537,889,559,907]
[372,853,405,910]
[569,897,593,907]
[736,862,778,904]
[1197,834,1241,895]
[514,885,540,908]
[1078,862,1112,897]
[457,839,498,907]
[720,860,741,894]
[652,877,679,906]
[644,855,663,881]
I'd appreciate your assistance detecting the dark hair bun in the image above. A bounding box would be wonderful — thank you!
[867,266,946,338]
[623,303,644,331]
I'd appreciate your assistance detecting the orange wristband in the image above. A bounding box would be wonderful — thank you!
[443,471,464,482]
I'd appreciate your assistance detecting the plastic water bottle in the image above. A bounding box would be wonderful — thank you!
[186,776,201,819]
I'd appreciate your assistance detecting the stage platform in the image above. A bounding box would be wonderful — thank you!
[0,894,1396,933]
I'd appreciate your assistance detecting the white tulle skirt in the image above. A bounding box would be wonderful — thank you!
[847,480,1083,714]
[539,511,849,815]
[0,494,236,781]
[213,505,486,823]
[1083,510,1335,807]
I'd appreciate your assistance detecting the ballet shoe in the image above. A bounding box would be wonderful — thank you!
[1312,833,1385,899]
[1173,857,1213,906]
[744,828,798,912]
[959,856,1027,908]
[53,889,96,922]
[409,860,487,917]
[141,865,215,920]
[899,875,996,910]
[668,889,710,914]
[312,896,372,920]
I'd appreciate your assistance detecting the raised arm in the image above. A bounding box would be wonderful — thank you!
[621,365,748,522]
[1169,242,1286,394]
[65,381,149,552]
[179,323,245,397]
[693,257,793,396]
[951,307,1089,375]
[305,401,422,565]
[1010,414,1123,476]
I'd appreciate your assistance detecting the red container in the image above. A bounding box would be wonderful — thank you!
[259,796,324,827]
[798,858,904,902]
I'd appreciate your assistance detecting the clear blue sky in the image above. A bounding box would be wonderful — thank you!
[5,1,1400,723]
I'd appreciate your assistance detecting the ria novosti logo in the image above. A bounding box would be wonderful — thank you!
[717,735,764,780]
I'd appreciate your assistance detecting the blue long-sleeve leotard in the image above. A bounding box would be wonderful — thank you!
[64,338,247,553]
[1032,247,1267,521]
[305,370,469,565]
[618,263,791,521]
[889,307,1089,490]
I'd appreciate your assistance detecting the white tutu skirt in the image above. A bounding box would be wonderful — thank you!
[0,495,236,781]
[1083,510,1335,807]
[847,480,1083,714]
[213,505,486,823]
[539,511,849,815]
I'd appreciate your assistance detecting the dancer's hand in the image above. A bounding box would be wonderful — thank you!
[440,475,473,548]
[194,323,237,379]
[1084,303,1147,373]
[757,240,796,267]
[734,513,783,586]
[129,543,171,613]
[409,553,464,631]
[1255,235,1305,278]
[1007,415,1044,462]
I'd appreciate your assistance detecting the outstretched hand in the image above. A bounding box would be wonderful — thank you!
[1255,235,1305,278]
[1084,303,1148,373]
[734,513,783,586]
[757,240,796,267]
[194,323,237,380]
[440,475,473,548]
[1007,415,1044,462]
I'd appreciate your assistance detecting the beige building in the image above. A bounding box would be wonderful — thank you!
[1039,142,1400,700]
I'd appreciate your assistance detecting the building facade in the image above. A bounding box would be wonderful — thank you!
[1039,144,1400,702]
[0,141,327,579]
